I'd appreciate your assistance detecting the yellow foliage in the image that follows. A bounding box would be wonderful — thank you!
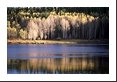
[19,29,27,39]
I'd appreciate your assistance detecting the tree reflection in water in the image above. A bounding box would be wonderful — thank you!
[7,55,109,74]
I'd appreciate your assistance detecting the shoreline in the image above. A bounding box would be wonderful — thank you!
[7,39,109,45]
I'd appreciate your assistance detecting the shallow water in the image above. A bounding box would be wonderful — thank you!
[7,44,109,74]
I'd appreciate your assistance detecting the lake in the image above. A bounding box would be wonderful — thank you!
[7,44,109,74]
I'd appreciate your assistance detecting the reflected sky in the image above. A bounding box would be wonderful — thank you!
[7,44,109,59]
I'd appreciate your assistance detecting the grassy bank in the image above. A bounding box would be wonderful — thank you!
[7,39,109,44]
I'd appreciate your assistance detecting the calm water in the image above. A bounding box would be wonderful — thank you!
[7,44,109,74]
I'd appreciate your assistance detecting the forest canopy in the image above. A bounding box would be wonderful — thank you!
[7,7,109,40]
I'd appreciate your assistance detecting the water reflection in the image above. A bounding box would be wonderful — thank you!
[7,44,109,74]
[7,55,109,74]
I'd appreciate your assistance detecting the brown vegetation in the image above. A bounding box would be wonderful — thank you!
[7,39,109,44]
